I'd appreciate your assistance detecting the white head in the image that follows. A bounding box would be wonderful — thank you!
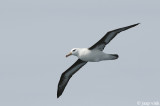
[66,48,79,57]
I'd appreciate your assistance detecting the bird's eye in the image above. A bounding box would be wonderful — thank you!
[73,49,76,52]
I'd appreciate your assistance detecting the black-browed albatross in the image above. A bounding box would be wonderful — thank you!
[57,23,139,98]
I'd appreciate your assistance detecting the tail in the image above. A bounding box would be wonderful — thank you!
[111,54,119,60]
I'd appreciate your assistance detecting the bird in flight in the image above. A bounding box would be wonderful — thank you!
[57,23,139,98]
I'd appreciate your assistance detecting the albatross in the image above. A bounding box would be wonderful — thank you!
[57,23,139,98]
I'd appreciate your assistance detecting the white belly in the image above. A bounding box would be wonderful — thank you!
[77,49,109,62]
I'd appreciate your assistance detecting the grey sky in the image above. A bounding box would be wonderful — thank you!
[0,0,160,106]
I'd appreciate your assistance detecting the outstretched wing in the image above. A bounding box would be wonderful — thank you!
[57,59,87,98]
[89,23,139,51]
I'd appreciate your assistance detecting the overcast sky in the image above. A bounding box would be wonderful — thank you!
[0,0,160,106]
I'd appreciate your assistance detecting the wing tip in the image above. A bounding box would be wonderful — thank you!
[128,23,140,28]
[57,93,61,98]
[134,23,140,26]
[120,23,140,32]
[57,88,62,98]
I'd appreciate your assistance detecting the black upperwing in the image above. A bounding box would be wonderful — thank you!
[89,23,140,51]
[57,59,87,98]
